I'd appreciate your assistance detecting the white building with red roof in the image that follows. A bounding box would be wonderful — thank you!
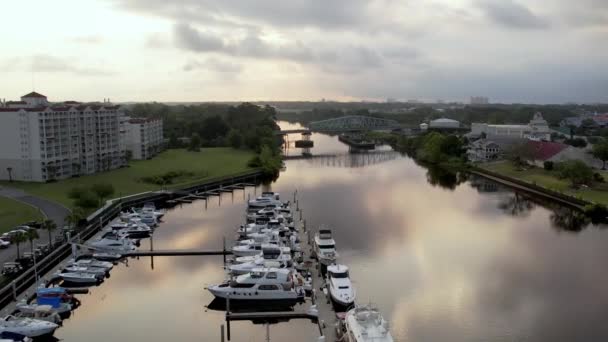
[0,91,127,181]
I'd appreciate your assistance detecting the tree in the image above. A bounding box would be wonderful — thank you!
[74,190,100,209]
[188,133,201,152]
[556,160,594,188]
[25,229,39,253]
[41,219,58,249]
[13,231,27,259]
[45,165,59,181]
[91,183,115,205]
[227,129,243,149]
[591,139,608,170]
[507,142,535,168]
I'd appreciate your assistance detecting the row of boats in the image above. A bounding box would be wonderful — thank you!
[208,191,394,342]
[0,203,165,340]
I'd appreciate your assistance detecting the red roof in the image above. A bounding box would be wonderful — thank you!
[526,140,568,161]
[21,91,47,98]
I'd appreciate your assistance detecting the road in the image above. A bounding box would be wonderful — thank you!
[0,186,71,266]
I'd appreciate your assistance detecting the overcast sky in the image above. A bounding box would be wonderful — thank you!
[1,0,606,103]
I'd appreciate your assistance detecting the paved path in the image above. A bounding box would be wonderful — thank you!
[0,186,71,265]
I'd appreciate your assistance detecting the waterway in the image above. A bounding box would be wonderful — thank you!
[54,121,608,342]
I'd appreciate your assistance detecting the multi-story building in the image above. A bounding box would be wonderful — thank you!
[123,117,164,160]
[0,92,126,182]
[471,112,551,141]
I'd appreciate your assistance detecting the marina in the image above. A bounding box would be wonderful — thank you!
[0,122,607,341]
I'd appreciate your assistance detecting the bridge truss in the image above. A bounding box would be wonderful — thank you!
[308,115,400,132]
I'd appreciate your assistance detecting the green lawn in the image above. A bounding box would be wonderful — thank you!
[0,148,255,208]
[482,161,608,205]
[0,197,44,234]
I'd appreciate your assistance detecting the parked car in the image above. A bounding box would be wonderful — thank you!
[1,262,23,277]
[0,238,10,248]
[1,229,27,242]
[22,221,42,229]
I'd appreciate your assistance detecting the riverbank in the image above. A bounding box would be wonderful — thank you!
[0,148,255,209]
[0,196,44,234]
[480,161,608,206]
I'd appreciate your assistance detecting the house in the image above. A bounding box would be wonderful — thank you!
[525,140,603,169]
[467,139,502,162]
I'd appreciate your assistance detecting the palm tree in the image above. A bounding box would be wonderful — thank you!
[13,231,27,259]
[41,219,57,250]
[66,208,85,231]
[26,229,39,253]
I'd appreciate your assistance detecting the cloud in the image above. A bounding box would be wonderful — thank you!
[1,54,115,76]
[70,35,104,44]
[476,0,549,29]
[182,58,242,74]
[173,23,224,52]
[144,33,170,48]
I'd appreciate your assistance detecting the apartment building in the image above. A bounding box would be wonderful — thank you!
[123,117,164,160]
[0,92,126,182]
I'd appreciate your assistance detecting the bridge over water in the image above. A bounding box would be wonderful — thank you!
[276,115,400,135]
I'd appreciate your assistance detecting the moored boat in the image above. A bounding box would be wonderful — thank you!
[341,305,394,342]
[326,264,356,308]
[0,316,58,338]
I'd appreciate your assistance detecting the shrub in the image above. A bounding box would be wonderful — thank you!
[139,170,196,185]
[74,190,100,209]
[543,161,554,171]
[593,172,605,183]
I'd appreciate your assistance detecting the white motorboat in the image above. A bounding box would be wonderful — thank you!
[343,305,394,342]
[68,258,113,271]
[57,272,99,285]
[92,252,123,261]
[14,305,63,325]
[234,245,291,264]
[0,316,58,338]
[261,191,280,200]
[326,264,356,308]
[16,299,71,316]
[87,235,136,252]
[232,242,264,257]
[314,229,338,265]
[207,268,304,302]
[140,202,166,219]
[62,266,106,279]
[229,245,292,275]
[248,196,282,209]
[237,223,267,238]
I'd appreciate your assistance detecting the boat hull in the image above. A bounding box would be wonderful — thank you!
[208,286,300,303]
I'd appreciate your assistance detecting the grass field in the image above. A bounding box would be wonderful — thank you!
[482,161,608,205]
[0,148,255,208]
[0,196,44,234]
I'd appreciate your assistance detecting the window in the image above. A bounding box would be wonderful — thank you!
[258,285,278,291]
[266,272,278,279]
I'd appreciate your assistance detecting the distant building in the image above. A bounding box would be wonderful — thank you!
[0,92,126,182]
[559,113,608,128]
[429,118,460,129]
[471,112,550,141]
[470,96,489,105]
[123,117,164,160]
[526,140,603,169]
[467,139,501,162]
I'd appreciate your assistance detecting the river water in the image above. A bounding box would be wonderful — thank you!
[54,121,608,342]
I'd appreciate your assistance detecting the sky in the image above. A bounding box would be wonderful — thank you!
[0,0,607,104]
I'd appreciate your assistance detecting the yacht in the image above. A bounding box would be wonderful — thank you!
[261,192,280,200]
[140,202,166,219]
[247,196,282,209]
[342,305,394,342]
[207,268,304,303]
[0,316,58,338]
[62,266,106,279]
[313,229,338,265]
[237,223,267,238]
[326,264,356,308]
[229,245,292,275]
[108,223,151,239]
[92,252,123,261]
[57,272,100,285]
[232,241,264,257]
[87,235,136,252]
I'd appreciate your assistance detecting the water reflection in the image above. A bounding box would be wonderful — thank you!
[51,124,608,342]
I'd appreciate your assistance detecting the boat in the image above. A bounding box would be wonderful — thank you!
[16,299,71,316]
[92,252,123,261]
[62,266,106,279]
[57,272,100,285]
[326,264,356,308]
[0,316,58,338]
[247,196,282,209]
[87,235,136,252]
[108,223,151,239]
[36,287,73,304]
[0,331,32,341]
[342,305,394,342]
[13,305,62,325]
[232,241,264,257]
[229,245,292,275]
[261,192,280,200]
[207,268,304,303]
[313,229,338,265]
[67,258,113,271]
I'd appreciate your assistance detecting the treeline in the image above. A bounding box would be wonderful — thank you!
[396,132,467,165]
[127,102,282,177]
[277,104,587,127]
